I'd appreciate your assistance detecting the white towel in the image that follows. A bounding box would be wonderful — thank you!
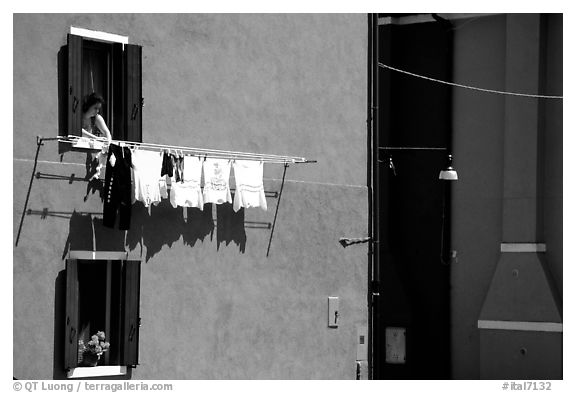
[131,150,163,208]
[202,158,232,205]
[232,160,267,212]
[170,156,204,209]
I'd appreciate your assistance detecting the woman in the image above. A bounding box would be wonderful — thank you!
[82,93,111,183]
[82,92,112,141]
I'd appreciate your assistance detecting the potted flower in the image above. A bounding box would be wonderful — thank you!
[79,331,110,367]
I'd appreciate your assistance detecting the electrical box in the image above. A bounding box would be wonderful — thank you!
[385,327,406,364]
[357,325,368,360]
[328,297,339,328]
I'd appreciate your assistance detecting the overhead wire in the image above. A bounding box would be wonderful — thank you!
[378,62,563,99]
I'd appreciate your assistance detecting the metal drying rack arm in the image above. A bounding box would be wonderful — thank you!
[16,135,317,251]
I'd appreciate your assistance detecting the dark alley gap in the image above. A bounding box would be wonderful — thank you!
[371,16,453,379]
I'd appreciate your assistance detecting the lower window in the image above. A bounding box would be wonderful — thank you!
[64,257,141,371]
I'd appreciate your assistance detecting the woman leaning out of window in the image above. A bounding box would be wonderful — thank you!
[81,92,112,141]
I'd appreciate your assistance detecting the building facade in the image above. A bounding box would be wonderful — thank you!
[13,13,562,380]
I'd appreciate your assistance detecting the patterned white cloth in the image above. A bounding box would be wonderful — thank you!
[232,160,267,212]
[202,158,232,205]
[170,156,204,209]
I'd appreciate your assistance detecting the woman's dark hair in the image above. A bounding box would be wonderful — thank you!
[82,92,105,113]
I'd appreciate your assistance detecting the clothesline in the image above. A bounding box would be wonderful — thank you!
[378,63,563,99]
[16,135,301,256]
[54,135,317,165]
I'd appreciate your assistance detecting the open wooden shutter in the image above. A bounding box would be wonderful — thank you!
[125,44,142,142]
[67,34,83,137]
[122,260,141,366]
[64,259,79,370]
[112,43,125,140]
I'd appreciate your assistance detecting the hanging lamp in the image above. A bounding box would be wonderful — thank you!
[439,154,458,180]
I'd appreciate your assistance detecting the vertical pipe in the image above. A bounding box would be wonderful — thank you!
[373,14,380,285]
[366,13,374,380]
[370,12,381,380]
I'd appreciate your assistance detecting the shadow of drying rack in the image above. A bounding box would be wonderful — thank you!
[26,208,272,229]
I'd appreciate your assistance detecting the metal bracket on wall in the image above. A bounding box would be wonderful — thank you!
[266,163,289,257]
[15,136,52,246]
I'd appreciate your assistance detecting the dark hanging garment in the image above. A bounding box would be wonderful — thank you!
[161,152,174,177]
[103,144,133,230]
[171,154,184,183]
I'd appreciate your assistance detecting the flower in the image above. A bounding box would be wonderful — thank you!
[81,330,111,357]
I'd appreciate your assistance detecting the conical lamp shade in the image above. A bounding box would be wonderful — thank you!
[439,154,458,180]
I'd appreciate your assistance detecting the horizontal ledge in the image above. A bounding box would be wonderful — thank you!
[378,14,500,26]
[70,26,129,44]
[69,251,140,261]
[67,365,127,378]
[379,146,447,151]
[501,243,546,253]
[478,320,562,332]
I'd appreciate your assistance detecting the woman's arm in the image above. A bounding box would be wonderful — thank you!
[94,114,112,141]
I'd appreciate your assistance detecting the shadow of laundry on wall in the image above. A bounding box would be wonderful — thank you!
[130,199,217,262]
[61,211,95,260]
[128,201,247,259]
[60,200,249,262]
[216,203,246,253]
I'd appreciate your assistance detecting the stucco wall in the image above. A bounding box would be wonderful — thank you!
[450,14,562,379]
[13,14,368,379]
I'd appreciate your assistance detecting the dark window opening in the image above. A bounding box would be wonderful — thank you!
[64,259,141,371]
[77,260,122,366]
[81,40,112,137]
[59,33,143,150]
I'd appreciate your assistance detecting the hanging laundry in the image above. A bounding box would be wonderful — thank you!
[171,154,184,183]
[132,149,163,208]
[232,160,267,212]
[158,151,175,200]
[102,143,132,230]
[89,145,109,181]
[203,158,232,205]
[170,156,204,209]
[161,151,174,178]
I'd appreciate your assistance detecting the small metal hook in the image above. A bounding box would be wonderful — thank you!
[389,155,397,176]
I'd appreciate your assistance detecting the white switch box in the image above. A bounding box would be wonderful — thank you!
[328,297,339,328]
[356,325,368,360]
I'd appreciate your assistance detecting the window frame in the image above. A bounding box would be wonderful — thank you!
[64,251,141,377]
[63,27,143,145]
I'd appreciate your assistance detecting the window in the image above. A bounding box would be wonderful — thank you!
[64,256,141,372]
[65,33,142,142]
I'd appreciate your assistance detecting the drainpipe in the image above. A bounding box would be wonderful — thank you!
[366,12,378,381]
